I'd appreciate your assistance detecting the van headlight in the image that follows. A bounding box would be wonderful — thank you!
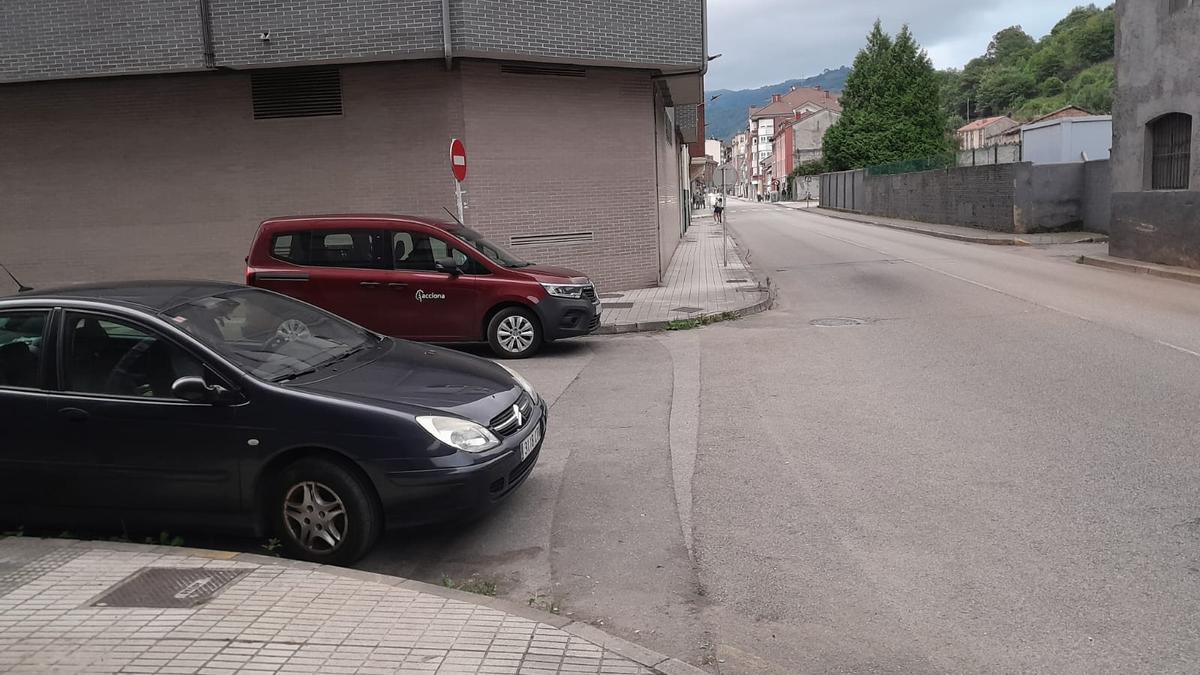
[541,283,589,299]
[499,363,540,404]
[416,416,500,453]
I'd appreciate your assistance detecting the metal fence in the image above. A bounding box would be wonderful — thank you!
[819,169,866,212]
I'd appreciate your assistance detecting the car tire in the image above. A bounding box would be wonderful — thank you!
[487,307,543,359]
[269,456,382,566]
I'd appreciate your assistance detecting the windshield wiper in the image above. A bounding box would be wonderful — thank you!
[272,345,368,383]
[271,366,319,383]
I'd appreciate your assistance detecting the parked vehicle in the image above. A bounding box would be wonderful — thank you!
[246,215,601,358]
[0,281,545,564]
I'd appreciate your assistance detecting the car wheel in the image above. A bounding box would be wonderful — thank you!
[270,457,381,566]
[487,307,542,359]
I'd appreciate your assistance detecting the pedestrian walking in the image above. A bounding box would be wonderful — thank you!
[713,194,725,223]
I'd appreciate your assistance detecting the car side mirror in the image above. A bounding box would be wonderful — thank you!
[435,258,462,276]
[172,376,231,404]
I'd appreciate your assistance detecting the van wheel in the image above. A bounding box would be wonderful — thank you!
[487,307,542,359]
[269,457,381,566]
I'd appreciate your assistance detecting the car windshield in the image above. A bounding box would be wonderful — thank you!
[452,225,531,268]
[162,289,377,382]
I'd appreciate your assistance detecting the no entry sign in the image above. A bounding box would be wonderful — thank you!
[450,138,467,182]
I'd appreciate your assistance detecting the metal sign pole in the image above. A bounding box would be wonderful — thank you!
[722,166,728,268]
[455,180,465,223]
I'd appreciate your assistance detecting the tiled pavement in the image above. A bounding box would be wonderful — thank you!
[596,215,771,334]
[0,539,703,675]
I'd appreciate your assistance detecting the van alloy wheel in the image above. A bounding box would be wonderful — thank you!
[497,315,536,353]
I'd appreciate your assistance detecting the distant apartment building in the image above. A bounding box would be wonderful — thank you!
[956,116,1019,149]
[0,0,706,292]
[772,107,842,181]
[747,87,841,196]
[1110,0,1200,269]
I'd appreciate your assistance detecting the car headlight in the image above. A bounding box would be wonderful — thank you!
[416,416,500,453]
[499,363,540,404]
[541,282,589,299]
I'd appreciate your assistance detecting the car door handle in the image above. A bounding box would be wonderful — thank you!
[387,283,408,289]
[57,407,89,423]
[359,281,382,288]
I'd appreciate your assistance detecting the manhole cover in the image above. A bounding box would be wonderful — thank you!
[603,302,635,310]
[810,318,867,327]
[670,306,704,314]
[92,567,251,608]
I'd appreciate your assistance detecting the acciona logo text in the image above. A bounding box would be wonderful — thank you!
[415,290,446,302]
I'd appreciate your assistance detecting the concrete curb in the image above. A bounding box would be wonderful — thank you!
[594,290,773,335]
[1078,255,1200,286]
[22,538,709,675]
[803,206,1027,246]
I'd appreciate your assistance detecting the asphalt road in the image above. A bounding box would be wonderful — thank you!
[361,201,1200,674]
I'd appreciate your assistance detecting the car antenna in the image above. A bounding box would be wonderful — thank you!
[0,262,32,293]
[442,207,465,227]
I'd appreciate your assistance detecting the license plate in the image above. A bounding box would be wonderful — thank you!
[520,423,542,461]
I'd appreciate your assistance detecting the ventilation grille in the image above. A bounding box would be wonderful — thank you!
[500,63,587,78]
[252,68,343,120]
[510,232,594,247]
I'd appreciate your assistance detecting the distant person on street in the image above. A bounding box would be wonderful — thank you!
[713,194,725,223]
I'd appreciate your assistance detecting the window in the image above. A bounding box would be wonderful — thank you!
[64,314,208,399]
[1150,113,1192,190]
[0,312,47,389]
[392,231,483,273]
[306,230,385,269]
[272,233,305,263]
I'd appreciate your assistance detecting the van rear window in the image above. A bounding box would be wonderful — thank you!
[271,232,308,264]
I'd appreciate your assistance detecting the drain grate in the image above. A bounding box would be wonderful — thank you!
[810,318,867,327]
[670,306,704,314]
[725,279,750,284]
[92,567,250,609]
[603,302,635,310]
[598,293,625,299]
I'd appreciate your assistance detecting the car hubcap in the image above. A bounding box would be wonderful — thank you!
[497,316,535,353]
[283,481,348,553]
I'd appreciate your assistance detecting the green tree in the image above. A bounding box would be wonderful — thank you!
[824,22,952,170]
[1039,76,1066,97]
[1070,8,1115,64]
[987,26,1036,64]
[977,66,1037,114]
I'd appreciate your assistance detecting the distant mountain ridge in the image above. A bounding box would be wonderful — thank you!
[704,67,850,142]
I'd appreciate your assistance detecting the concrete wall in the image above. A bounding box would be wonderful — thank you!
[1109,0,1200,269]
[1082,160,1112,234]
[1014,163,1085,234]
[0,61,670,292]
[862,165,1018,232]
[1,0,705,84]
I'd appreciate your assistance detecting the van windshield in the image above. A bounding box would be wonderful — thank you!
[452,226,531,268]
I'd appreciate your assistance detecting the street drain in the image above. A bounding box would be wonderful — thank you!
[91,567,251,608]
[598,293,625,299]
[810,318,867,327]
[724,279,750,284]
[603,302,635,310]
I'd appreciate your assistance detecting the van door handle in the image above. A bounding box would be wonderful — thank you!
[387,283,409,289]
[58,408,89,423]
[359,281,382,288]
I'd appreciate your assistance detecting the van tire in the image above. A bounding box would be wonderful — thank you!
[487,307,543,359]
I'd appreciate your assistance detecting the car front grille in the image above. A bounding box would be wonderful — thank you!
[489,393,535,437]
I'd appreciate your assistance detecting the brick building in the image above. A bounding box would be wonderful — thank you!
[0,1,706,292]
[746,87,841,197]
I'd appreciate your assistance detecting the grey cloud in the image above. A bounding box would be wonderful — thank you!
[706,0,1093,90]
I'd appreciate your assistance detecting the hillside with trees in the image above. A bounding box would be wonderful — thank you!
[940,4,1115,124]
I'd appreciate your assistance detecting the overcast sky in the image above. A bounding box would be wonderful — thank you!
[706,0,1092,90]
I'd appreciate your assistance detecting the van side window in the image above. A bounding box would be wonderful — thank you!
[303,231,385,269]
[271,233,308,263]
[391,231,488,274]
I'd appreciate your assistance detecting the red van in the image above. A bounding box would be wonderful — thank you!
[246,215,600,358]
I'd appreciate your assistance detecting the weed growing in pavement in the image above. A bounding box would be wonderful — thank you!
[667,311,739,331]
[441,574,498,597]
[260,538,283,557]
[527,593,562,615]
[146,531,185,547]
[0,525,23,538]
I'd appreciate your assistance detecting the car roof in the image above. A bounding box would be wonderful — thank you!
[11,280,247,312]
[260,214,462,232]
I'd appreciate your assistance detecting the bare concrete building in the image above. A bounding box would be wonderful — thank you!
[1110,0,1200,268]
[0,1,706,291]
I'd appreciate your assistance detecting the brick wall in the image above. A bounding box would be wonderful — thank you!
[0,0,205,83]
[207,0,444,67]
[460,62,663,291]
[1,0,704,84]
[453,0,703,68]
[0,60,669,293]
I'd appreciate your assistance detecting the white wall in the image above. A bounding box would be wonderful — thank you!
[1023,117,1113,164]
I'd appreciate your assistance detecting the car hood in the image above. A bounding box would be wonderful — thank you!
[515,264,590,284]
[290,339,519,424]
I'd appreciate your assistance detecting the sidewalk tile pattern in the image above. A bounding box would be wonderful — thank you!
[599,217,764,328]
[0,540,652,675]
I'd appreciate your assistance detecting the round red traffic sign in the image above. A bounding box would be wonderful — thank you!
[450,138,467,182]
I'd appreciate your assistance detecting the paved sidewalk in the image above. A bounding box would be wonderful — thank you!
[597,217,771,334]
[1079,253,1200,285]
[787,206,1108,246]
[0,538,705,675]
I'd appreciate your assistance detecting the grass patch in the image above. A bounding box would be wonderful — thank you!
[441,574,498,597]
[667,311,739,331]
